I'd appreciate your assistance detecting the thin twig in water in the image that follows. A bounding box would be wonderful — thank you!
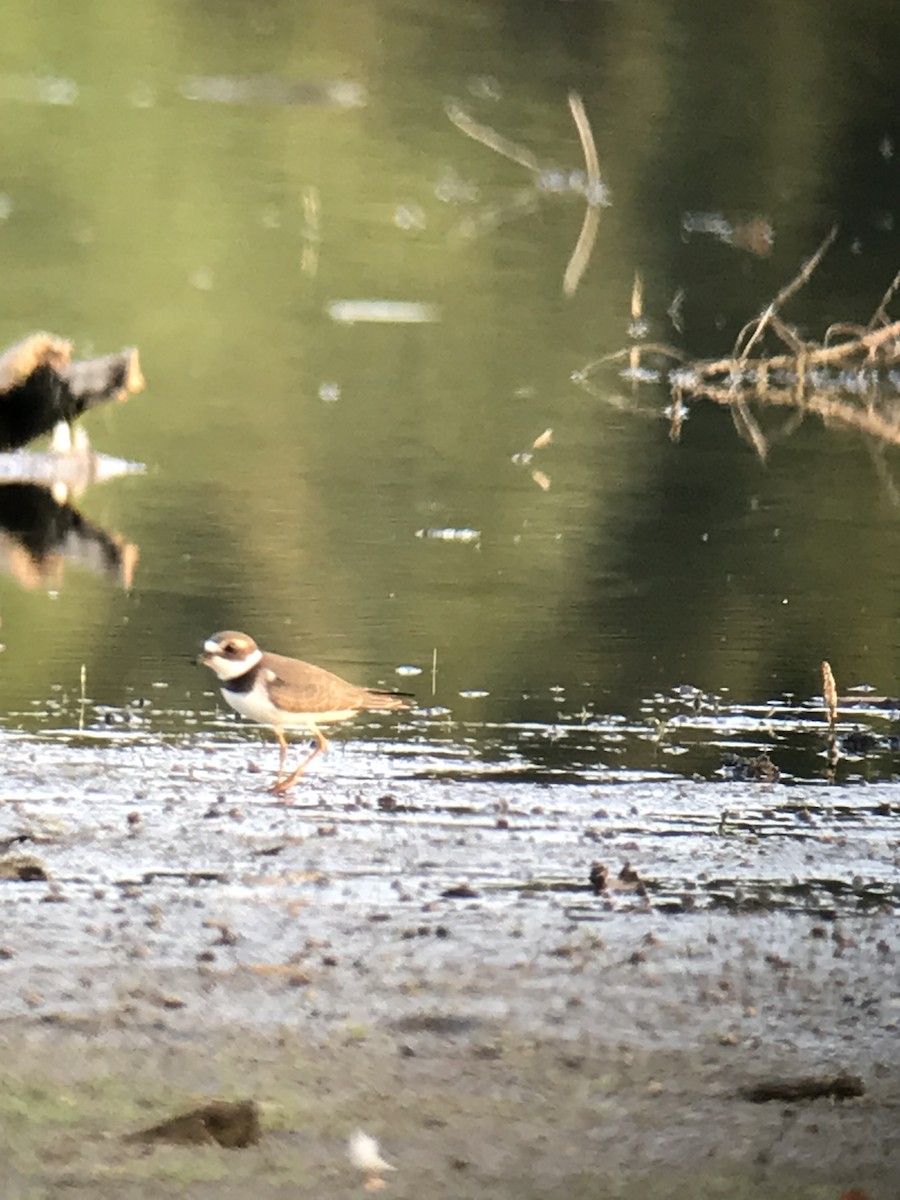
[445,101,542,173]
[581,343,688,374]
[563,92,603,296]
[868,266,900,330]
[735,225,838,363]
[631,271,644,322]
[569,92,600,184]
[729,397,768,461]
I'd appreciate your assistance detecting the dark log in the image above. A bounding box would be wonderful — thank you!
[0,332,144,450]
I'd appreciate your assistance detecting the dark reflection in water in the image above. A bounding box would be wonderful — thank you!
[0,481,137,591]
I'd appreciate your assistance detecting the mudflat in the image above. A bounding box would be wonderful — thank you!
[1,734,897,1198]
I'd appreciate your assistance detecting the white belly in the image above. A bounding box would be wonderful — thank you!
[221,686,355,731]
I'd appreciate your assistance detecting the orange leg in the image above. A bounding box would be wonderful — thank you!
[271,725,329,797]
[272,729,289,786]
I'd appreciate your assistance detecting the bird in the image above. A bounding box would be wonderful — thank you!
[198,630,412,796]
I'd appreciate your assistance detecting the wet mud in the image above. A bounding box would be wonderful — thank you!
[1,729,898,1198]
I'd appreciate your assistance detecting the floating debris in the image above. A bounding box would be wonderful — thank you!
[327,300,439,325]
[681,210,774,256]
[179,75,366,109]
[415,527,481,543]
[0,450,144,491]
[395,665,422,677]
[512,428,553,489]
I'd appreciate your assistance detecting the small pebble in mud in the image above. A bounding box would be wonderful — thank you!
[145,905,164,930]
[441,882,480,900]
[765,953,792,970]
[589,861,608,893]
[203,920,239,946]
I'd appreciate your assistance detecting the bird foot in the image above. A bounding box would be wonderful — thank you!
[270,774,302,797]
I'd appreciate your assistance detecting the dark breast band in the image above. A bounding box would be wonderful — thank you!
[222,662,261,695]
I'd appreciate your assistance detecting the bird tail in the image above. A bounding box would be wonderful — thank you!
[364,689,414,711]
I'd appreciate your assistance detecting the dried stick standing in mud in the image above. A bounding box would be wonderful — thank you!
[822,660,839,782]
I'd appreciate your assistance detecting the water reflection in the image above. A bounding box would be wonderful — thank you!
[0,476,138,591]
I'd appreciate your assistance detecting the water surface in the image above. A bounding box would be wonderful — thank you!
[1,0,900,782]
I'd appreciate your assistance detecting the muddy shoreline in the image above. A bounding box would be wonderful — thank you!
[1,734,898,1197]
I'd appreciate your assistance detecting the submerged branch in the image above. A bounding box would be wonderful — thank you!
[579,230,900,461]
[735,225,838,362]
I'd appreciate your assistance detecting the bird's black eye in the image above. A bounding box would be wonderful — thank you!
[223,642,236,655]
